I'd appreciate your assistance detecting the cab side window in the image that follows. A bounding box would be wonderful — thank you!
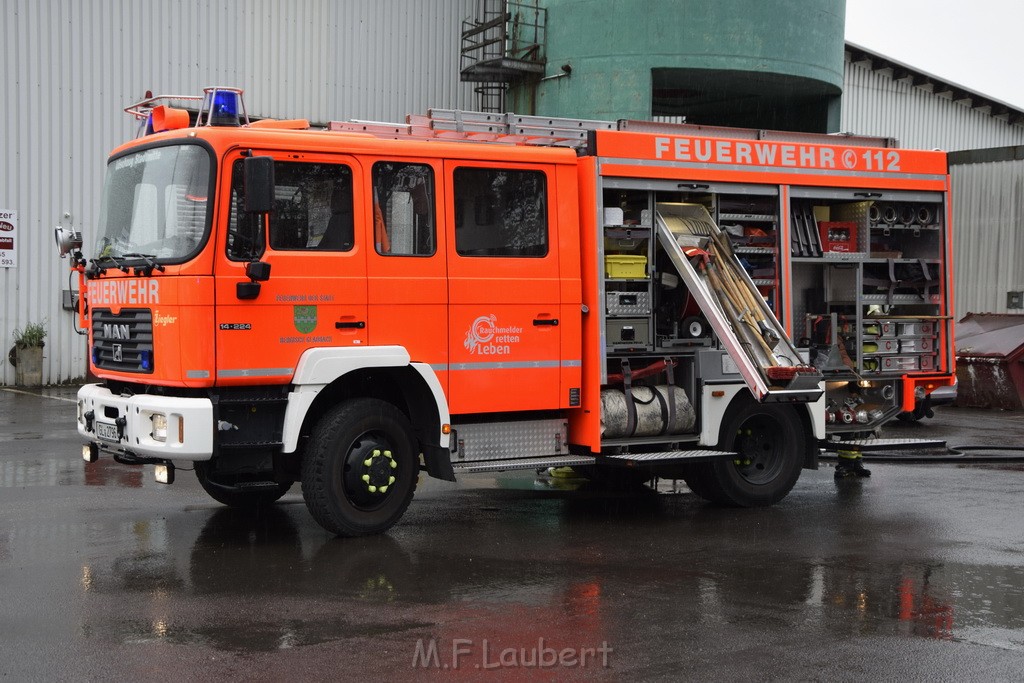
[453,168,548,257]
[372,162,435,256]
[227,159,354,260]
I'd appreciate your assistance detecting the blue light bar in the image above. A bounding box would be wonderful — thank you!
[140,349,152,371]
[208,90,240,127]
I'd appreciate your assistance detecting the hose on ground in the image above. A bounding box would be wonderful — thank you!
[820,445,1024,464]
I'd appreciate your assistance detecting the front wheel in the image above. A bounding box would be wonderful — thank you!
[301,398,418,537]
[682,396,806,507]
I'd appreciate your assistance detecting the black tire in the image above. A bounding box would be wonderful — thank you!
[683,395,806,507]
[195,461,292,509]
[578,464,653,490]
[897,398,931,422]
[301,398,418,537]
[678,464,720,501]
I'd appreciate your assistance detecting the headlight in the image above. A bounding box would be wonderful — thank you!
[151,413,168,441]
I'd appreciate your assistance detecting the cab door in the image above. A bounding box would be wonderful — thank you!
[365,159,448,395]
[444,161,561,415]
[214,152,367,384]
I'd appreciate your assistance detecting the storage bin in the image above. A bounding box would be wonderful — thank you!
[863,338,899,354]
[863,321,897,338]
[605,255,648,279]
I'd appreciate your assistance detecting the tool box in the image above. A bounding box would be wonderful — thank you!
[605,291,651,316]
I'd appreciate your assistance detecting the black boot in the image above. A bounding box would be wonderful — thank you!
[835,457,871,479]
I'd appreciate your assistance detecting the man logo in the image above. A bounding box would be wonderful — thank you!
[293,305,317,334]
[102,323,131,340]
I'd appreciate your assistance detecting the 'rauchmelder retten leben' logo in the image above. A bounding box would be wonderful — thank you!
[464,315,523,355]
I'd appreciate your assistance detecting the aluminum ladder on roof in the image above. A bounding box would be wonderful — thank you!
[655,204,823,403]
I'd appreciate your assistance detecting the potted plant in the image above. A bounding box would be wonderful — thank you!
[10,321,46,386]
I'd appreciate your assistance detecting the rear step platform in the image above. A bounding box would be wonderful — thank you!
[823,438,948,453]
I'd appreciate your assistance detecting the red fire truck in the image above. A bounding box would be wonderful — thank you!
[57,87,955,536]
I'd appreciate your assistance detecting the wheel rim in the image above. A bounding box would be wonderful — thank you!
[730,414,786,485]
[341,431,401,511]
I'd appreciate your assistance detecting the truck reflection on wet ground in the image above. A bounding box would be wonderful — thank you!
[67,474,1024,656]
[4,391,1024,677]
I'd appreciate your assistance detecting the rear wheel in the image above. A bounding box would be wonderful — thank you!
[682,396,805,506]
[301,398,418,537]
[194,461,292,509]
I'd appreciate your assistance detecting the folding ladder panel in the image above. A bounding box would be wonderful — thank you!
[655,205,823,402]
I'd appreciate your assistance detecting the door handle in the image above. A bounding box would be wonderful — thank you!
[335,321,366,329]
[533,318,559,326]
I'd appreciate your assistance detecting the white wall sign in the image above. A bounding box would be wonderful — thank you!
[0,210,16,268]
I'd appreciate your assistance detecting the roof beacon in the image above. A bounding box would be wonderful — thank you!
[200,86,247,127]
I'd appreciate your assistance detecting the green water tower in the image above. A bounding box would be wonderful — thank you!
[463,0,846,133]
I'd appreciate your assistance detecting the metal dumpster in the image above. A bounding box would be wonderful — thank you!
[955,313,1024,410]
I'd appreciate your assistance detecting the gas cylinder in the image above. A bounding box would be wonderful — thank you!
[600,385,696,438]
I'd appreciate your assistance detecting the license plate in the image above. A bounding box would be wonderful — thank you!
[96,421,120,442]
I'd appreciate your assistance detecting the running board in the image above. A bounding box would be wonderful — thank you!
[604,449,732,464]
[655,205,822,403]
[452,455,596,473]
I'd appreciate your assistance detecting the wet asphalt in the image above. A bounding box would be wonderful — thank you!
[1,386,1024,681]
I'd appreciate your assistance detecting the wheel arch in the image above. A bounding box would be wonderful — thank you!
[281,347,452,479]
[716,387,820,470]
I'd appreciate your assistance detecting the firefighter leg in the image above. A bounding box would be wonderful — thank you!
[835,449,871,479]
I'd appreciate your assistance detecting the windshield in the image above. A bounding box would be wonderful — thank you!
[95,144,212,262]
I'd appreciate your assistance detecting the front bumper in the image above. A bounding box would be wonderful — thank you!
[78,383,214,461]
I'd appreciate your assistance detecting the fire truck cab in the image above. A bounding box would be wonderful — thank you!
[62,89,954,536]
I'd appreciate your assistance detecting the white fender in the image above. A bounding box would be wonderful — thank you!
[699,382,825,446]
[281,346,451,453]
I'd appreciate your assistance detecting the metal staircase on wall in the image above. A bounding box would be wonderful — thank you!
[460,0,547,112]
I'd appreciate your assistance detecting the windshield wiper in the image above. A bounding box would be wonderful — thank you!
[122,253,166,276]
[89,254,130,275]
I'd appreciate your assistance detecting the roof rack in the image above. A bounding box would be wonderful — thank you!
[329,109,615,149]
[328,109,899,151]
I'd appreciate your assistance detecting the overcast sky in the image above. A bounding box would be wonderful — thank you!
[845,0,1024,109]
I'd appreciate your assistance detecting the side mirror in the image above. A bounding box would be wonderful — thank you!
[243,156,274,214]
[237,260,271,300]
[245,261,271,282]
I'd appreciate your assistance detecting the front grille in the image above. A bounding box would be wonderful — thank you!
[92,308,154,373]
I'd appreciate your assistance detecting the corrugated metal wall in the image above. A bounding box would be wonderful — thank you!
[950,158,1024,316]
[842,56,1024,151]
[1,0,475,385]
